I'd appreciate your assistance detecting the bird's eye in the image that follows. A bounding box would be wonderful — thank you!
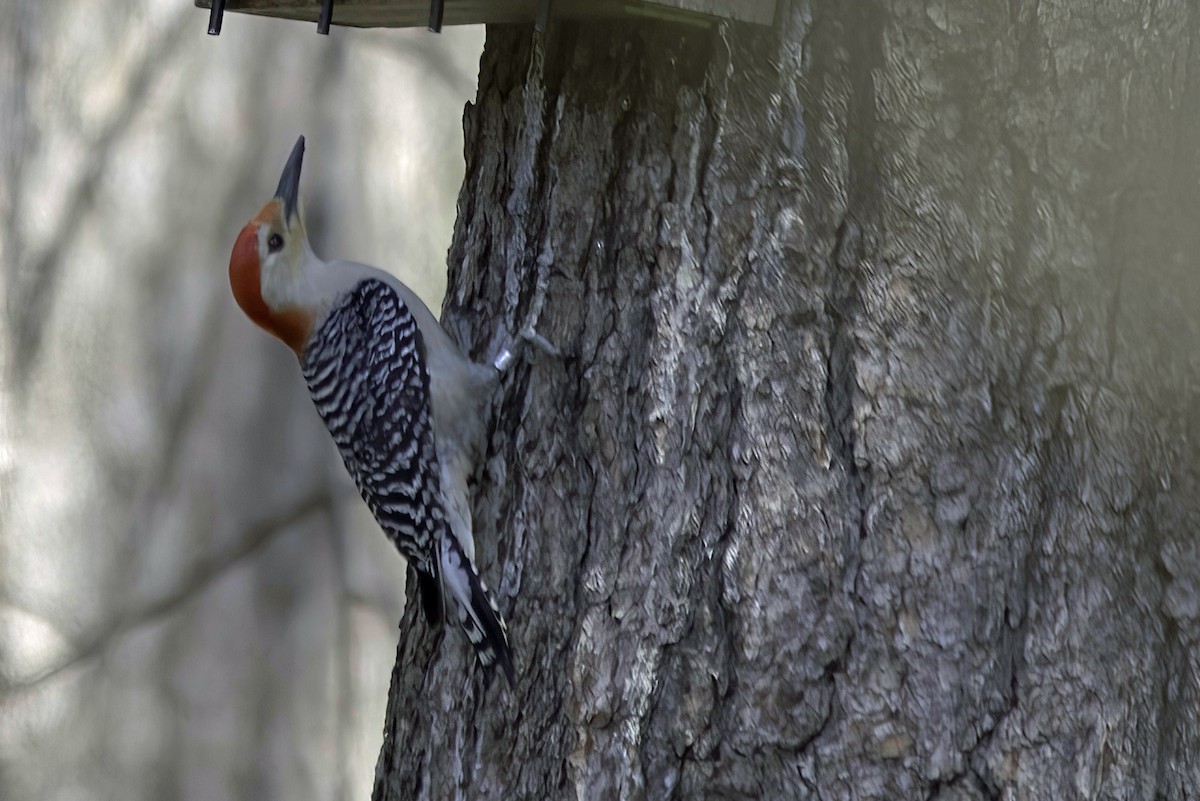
[268,233,284,253]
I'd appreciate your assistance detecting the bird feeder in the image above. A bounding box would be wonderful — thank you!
[198,0,777,36]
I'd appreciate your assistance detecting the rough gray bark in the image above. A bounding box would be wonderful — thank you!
[374,2,1200,799]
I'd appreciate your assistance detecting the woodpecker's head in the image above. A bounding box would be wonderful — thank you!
[229,135,318,355]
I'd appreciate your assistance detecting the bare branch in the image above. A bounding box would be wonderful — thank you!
[0,2,37,302]
[1,491,332,695]
[100,51,287,635]
[9,6,192,383]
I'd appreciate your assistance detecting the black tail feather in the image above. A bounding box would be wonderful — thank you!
[469,573,514,685]
[440,535,514,685]
[414,568,443,627]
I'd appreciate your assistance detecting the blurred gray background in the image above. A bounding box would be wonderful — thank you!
[0,3,483,799]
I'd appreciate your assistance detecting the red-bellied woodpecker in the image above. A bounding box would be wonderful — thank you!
[228,136,513,682]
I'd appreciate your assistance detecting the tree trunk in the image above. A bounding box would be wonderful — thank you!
[373,3,1200,799]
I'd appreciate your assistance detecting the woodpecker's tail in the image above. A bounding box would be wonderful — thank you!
[438,534,514,684]
[414,569,444,627]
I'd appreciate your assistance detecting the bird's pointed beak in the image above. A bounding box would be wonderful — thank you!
[274,135,305,222]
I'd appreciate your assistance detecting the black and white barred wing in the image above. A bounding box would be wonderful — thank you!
[301,279,443,577]
[301,278,513,680]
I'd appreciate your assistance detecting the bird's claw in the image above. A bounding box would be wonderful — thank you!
[490,325,559,372]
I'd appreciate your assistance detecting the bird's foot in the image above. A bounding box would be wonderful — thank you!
[490,325,560,372]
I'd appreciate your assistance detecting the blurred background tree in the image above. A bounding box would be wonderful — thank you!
[0,3,482,800]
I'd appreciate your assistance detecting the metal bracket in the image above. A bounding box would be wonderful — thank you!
[207,0,226,35]
[427,0,444,32]
[317,0,335,33]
